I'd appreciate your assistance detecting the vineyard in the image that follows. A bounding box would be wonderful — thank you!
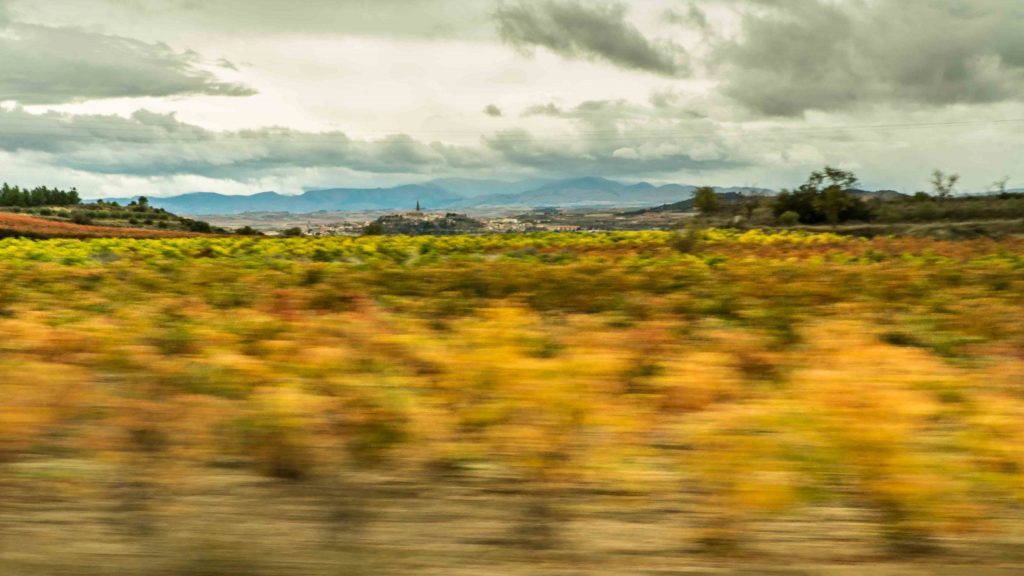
[0,212,212,239]
[2,230,1024,574]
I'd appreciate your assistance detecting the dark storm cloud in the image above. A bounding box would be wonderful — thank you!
[0,21,254,104]
[714,0,1024,115]
[494,1,688,76]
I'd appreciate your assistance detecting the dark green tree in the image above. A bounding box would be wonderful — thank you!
[0,183,81,207]
[693,186,720,215]
[811,167,859,227]
[773,166,871,224]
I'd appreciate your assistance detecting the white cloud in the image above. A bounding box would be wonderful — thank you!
[612,147,639,160]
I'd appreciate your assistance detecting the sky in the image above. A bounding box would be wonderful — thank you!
[0,0,1022,198]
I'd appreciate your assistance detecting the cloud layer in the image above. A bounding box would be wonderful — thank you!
[0,108,491,178]
[495,1,687,76]
[0,0,1021,196]
[0,21,253,104]
[493,0,1024,116]
[5,0,495,40]
[711,0,1024,115]
[0,100,744,184]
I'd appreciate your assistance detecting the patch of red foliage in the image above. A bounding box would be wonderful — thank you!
[0,212,209,239]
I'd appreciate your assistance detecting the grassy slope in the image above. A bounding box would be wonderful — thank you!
[0,212,210,238]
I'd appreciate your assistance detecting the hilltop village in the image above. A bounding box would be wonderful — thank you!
[267,207,588,236]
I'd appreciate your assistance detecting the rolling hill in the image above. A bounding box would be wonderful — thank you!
[0,212,212,239]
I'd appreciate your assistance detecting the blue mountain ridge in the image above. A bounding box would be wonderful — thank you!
[102,178,775,215]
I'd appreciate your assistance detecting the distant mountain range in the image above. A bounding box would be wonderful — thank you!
[105,184,460,215]
[100,179,1024,216]
[102,177,774,215]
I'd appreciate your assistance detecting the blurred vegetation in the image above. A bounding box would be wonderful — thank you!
[1,230,1024,572]
[872,194,1024,222]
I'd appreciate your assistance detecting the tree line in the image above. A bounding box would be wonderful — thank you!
[694,167,1020,226]
[1,183,81,207]
[693,167,870,226]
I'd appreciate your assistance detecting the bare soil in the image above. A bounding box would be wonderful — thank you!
[3,459,1023,575]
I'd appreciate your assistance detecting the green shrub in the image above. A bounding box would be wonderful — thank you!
[671,226,703,253]
[70,212,93,225]
[236,226,263,236]
[777,211,800,226]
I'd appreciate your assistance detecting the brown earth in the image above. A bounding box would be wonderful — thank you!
[3,462,1024,575]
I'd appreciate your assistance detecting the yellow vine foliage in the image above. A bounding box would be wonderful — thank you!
[0,229,1022,550]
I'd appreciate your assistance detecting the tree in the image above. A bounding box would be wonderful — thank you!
[183,219,213,233]
[0,183,15,206]
[0,182,80,207]
[138,196,149,207]
[772,166,869,225]
[772,189,815,223]
[807,166,859,191]
[741,195,760,221]
[693,186,720,215]
[816,187,855,227]
[930,169,959,200]
[991,176,1010,197]
[811,167,859,227]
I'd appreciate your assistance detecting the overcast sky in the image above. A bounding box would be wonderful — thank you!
[1,0,1022,197]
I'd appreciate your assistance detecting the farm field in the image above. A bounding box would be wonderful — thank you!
[2,230,1024,575]
[0,212,213,239]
